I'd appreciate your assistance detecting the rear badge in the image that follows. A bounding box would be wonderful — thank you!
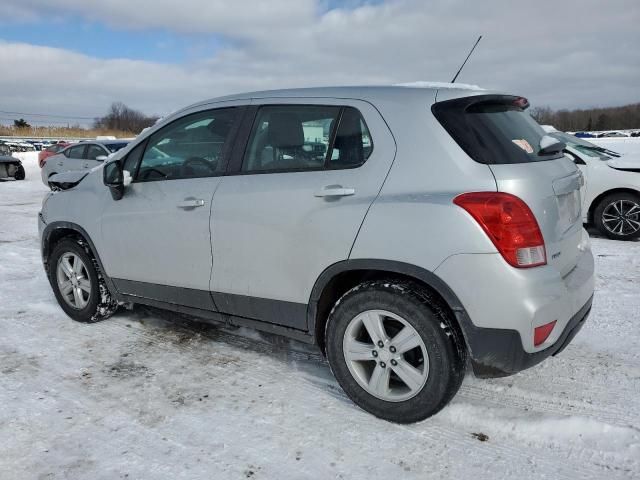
[512,139,534,153]
[552,251,562,260]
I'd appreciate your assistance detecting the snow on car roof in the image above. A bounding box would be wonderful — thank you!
[394,81,484,90]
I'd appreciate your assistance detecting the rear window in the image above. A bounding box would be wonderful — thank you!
[46,144,65,153]
[432,95,564,164]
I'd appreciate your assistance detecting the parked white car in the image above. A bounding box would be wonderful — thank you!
[544,126,640,240]
[41,140,129,187]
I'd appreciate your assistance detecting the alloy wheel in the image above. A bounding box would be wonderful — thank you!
[602,199,640,237]
[342,310,429,402]
[56,252,91,309]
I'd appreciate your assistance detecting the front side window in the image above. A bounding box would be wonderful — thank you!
[136,108,238,182]
[242,105,372,173]
[86,144,107,160]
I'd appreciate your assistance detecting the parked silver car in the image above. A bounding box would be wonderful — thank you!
[38,85,595,423]
[41,140,128,187]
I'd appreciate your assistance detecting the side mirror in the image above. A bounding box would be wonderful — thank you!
[103,160,125,200]
[539,135,566,155]
[96,155,108,162]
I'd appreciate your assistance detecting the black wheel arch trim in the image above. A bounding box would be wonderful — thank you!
[307,259,471,344]
[41,221,119,299]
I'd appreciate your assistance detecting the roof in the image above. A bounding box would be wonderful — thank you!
[178,83,493,113]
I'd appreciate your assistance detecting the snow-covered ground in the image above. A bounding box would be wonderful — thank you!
[1,146,639,480]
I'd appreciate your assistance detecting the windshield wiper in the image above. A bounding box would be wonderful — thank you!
[582,145,621,158]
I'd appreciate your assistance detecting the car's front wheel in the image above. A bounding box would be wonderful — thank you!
[594,192,640,241]
[49,238,117,322]
[325,280,466,423]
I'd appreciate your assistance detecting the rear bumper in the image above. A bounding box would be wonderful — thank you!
[461,295,592,378]
[435,228,594,377]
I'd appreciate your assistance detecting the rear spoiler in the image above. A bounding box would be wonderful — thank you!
[48,171,89,191]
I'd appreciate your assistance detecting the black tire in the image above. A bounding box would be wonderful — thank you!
[593,192,640,241]
[14,164,25,180]
[48,238,117,322]
[325,280,466,423]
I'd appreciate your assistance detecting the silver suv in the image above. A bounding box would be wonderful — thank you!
[39,85,595,423]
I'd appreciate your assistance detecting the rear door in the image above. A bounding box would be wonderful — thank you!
[209,99,395,329]
[433,95,584,277]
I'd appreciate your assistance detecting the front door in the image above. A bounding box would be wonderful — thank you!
[210,100,396,329]
[99,105,242,310]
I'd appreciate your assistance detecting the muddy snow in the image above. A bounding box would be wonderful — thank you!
[0,148,638,479]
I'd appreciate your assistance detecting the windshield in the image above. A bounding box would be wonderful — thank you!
[104,142,128,153]
[549,131,611,160]
[432,95,564,164]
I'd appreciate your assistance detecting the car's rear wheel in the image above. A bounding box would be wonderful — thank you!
[49,238,116,322]
[325,280,466,423]
[594,192,640,241]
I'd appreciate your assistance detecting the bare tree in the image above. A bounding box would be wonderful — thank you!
[94,102,158,133]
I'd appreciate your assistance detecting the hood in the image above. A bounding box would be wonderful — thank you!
[607,152,640,172]
[48,170,89,190]
[0,155,20,164]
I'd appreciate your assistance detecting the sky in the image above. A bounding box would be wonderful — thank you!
[0,0,638,127]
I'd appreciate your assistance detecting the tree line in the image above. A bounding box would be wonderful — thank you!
[93,102,159,133]
[530,102,640,132]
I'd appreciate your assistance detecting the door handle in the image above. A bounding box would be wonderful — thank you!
[177,198,205,209]
[83,163,89,168]
[314,185,356,198]
[57,162,63,166]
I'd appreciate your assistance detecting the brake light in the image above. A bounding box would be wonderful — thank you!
[454,192,547,268]
[534,320,556,346]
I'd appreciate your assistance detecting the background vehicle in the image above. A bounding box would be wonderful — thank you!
[546,127,640,240]
[41,140,128,187]
[0,155,25,180]
[39,86,594,423]
[39,141,71,168]
[0,142,11,156]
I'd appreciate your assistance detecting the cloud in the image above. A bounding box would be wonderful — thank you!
[0,0,638,123]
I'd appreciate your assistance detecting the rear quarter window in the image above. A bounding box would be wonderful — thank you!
[432,95,564,165]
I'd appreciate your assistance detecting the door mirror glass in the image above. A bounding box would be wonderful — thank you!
[103,160,125,200]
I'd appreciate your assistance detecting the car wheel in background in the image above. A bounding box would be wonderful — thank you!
[325,280,466,423]
[14,164,25,180]
[594,192,640,241]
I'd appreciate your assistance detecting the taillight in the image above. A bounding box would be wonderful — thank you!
[454,192,547,268]
[534,320,556,346]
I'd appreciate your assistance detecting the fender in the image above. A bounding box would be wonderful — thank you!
[41,221,120,300]
[307,258,473,340]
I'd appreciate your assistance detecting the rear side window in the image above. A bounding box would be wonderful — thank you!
[432,95,563,164]
[242,105,372,173]
[65,145,86,159]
